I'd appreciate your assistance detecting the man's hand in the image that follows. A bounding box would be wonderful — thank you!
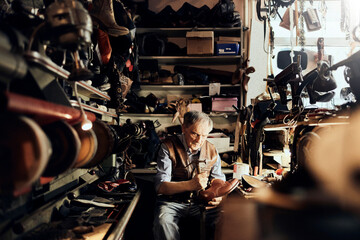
[157,171,210,195]
[191,172,209,191]
[208,196,223,206]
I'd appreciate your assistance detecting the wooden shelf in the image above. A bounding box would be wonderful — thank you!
[119,112,237,118]
[136,27,242,37]
[137,84,240,90]
[263,150,285,157]
[77,81,111,101]
[133,25,241,134]
[139,55,241,65]
[131,167,233,175]
[264,116,350,131]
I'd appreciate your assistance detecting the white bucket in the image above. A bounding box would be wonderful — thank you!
[233,163,249,179]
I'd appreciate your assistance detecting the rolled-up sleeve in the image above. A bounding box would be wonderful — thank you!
[154,143,172,192]
[210,150,226,181]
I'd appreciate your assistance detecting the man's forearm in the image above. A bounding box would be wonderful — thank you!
[157,181,194,195]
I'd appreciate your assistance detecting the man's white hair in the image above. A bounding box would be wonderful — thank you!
[183,111,213,131]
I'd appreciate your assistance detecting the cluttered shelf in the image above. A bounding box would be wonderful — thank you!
[137,83,240,90]
[264,115,350,131]
[119,112,238,118]
[136,27,242,37]
[106,190,141,240]
[139,55,242,65]
[0,165,141,240]
[70,100,118,119]
[77,81,111,101]
[130,167,234,175]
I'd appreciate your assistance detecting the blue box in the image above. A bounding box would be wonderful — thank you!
[215,43,239,55]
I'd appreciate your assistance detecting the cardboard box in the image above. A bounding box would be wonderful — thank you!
[186,31,214,55]
[207,133,230,153]
[216,42,239,55]
[217,36,241,42]
[211,97,238,112]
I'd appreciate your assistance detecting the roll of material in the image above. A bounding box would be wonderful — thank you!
[73,124,98,168]
[82,119,115,168]
[42,120,81,177]
[0,114,51,193]
[1,91,96,124]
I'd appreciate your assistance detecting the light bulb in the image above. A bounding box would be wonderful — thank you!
[81,118,93,131]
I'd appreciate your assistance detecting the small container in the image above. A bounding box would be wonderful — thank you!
[211,97,238,112]
[233,163,249,180]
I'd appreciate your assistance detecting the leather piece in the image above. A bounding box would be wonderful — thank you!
[73,124,98,168]
[42,120,80,177]
[82,119,114,168]
[0,115,51,193]
[97,179,130,193]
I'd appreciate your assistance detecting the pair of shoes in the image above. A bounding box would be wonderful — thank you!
[198,178,239,203]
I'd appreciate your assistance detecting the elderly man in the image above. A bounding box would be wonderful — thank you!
[153,111,226,240]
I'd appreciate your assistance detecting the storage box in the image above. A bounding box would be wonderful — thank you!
[188,103,202,112]
[211,97,238,112]
[207,133,230,153]
[216,42,239,55]
[217,36,241,42]
[186,31,214,55]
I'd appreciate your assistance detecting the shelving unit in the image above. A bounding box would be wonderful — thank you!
[136,26,241,66]
[69,101,115,118]
[136,27,241,37]
[138,84,240,90]
[120,112,238,117]
[72,81,118,123]
[139,55,242,65]
[119,112,238,134]
[134,83,241,104]
[122,26,243,153]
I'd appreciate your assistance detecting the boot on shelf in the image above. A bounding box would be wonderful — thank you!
[90,0,129,37]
